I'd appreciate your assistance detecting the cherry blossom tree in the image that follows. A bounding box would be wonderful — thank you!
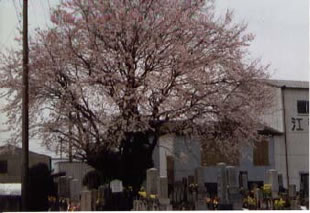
[0,0,272,186]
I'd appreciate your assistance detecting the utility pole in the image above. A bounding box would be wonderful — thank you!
[22,0,29,211]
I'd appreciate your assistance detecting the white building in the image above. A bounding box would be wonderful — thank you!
[263,80,309,190]
[153,79,309,193]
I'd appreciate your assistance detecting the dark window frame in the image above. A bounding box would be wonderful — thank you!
[0,160,8,174]
[253,140,269,166]
[297,100,309,114]
[201,147,240,166]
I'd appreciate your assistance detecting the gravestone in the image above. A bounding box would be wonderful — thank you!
[146,168,159,195]
[195,199,207,210]
[195,167,205,188]
[133,200,147,211]
[58,176,69,198]
[67,176,73,198]
[278,174,284,191]
[91,189,98,211]
[110,179,123,193]
[226,166,238,187]
[240,171,248,190]
[158,176,172,210]
[70,179,80,202]
[80,190,92,211]
[226,166,242,210]
[290,199,300,210]
[151,201,159,210]
[158,177,168,199]
[182,177,188,202]
[266,169,279,198]
[195,167,207,210]
[186,175,194,203]
[288,184,296,198]
[98,185,106,207]
[254,188,263,209]
[132,200,137,211]
[188,175,195,184]
[217,163,228,205]
[174,181,183,203]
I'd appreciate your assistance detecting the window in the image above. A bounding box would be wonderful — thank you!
[201,144,239,166]
[253,140,269,166]
[0,160,8,173]
[297,100,309,114]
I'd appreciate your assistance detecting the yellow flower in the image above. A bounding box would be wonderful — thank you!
[149,194,157,199]
[274,198,285,209]
[247,196,256,206]
[263,184,272,195]
[138,191,147,198]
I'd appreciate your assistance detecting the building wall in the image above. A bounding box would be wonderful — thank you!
[153,83,309,190]
[202,136,275,183]
[154,135,276,184]
[0,149,51,183]
[54,161,94,193]
[260,87,284,133]
[152,134,174,177]
[152,134,201,181]
[274,88,309,190]
[173,135,201,180]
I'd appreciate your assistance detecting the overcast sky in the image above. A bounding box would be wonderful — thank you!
[1,0,308,79]
[214,0,309,81]
[0,0,309,156]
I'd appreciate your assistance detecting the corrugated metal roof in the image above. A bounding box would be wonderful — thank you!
[0,144,51,158]
[264,79,309,89]
[0,184,21,196]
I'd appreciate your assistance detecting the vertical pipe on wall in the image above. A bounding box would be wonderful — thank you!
[281,86,290,188]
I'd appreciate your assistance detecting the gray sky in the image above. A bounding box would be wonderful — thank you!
[214,0,309,81]
[0,0,309,156]
[1,0,309,80]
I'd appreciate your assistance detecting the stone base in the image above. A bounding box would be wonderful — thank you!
[195,199,207,210]
[159,204,173,210]
[159,198,172,210]
[271,191,279,199]
[159,198,170,205]
[229,193,243,210]
[218,203,233,210]
[290,200,300,210]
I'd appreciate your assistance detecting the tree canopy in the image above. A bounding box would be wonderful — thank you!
[0,0,272,164]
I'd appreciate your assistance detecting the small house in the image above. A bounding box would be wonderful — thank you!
[0,144,51,183]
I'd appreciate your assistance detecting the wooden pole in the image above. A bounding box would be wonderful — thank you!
[22,0,29,211]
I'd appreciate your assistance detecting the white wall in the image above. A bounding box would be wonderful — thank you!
[274,88,309,190]
[152,134,175,177]
[153,134,201,180]
[260,87,284,133]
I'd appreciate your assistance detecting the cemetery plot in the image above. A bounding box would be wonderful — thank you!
[53,166,309,211]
